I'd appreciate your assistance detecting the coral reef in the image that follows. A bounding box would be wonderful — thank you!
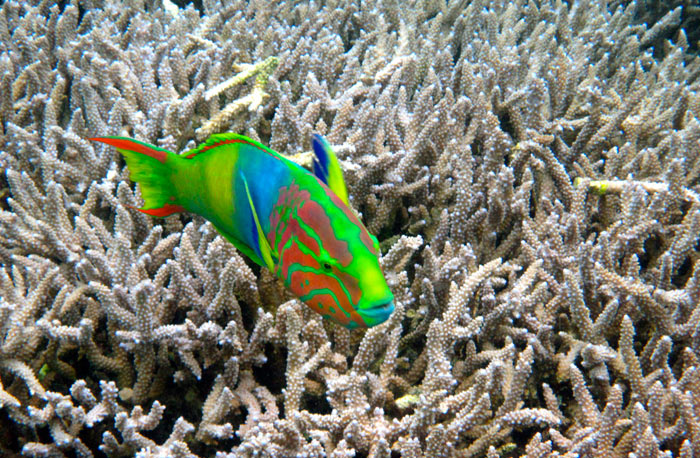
[1,0,699,456]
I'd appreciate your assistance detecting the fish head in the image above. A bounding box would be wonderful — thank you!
[268,180,394,329]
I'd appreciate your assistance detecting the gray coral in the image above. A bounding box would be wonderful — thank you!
[1,0,700,457]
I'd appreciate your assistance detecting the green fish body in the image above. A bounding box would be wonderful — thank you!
[90,134,394,329]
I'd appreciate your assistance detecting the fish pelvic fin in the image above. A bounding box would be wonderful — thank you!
[90,136,185,217]
[311,134,350,207]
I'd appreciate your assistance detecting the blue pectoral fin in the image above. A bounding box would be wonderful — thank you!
[240,172,276,272]
[311,134,350,206]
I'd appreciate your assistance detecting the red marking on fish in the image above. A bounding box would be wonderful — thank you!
[267,183,320,265]
[280,241,320,284]
[336,269,362,306]
[131,203,185,217]
[297,199,352,266]
[90,137,168,164]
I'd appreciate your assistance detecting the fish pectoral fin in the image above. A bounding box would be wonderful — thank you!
[311,134,350,207]
[240,171,276,272]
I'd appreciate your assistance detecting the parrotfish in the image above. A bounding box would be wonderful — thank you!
[90,133,394,328]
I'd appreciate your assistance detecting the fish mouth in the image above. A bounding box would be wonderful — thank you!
[359,300,395,327]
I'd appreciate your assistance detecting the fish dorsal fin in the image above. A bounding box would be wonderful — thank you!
[182,133,286,162]
[311,134,350,206]
[240,171,276,271]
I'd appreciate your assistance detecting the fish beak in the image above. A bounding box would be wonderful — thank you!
[359,300,395,327]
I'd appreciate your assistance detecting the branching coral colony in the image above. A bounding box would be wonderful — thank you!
[1,0,699,456]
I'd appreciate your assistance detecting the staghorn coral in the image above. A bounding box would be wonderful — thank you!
[1,0,700,456]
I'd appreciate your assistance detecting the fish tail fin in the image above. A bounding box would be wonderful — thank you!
[89,136,186,217]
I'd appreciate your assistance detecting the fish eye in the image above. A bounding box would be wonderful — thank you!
[322,262,332,271]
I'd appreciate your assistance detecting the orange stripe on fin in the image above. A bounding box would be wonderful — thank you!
[185,138,281,162]
[89,137,169,164]
[126,203,185,217]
